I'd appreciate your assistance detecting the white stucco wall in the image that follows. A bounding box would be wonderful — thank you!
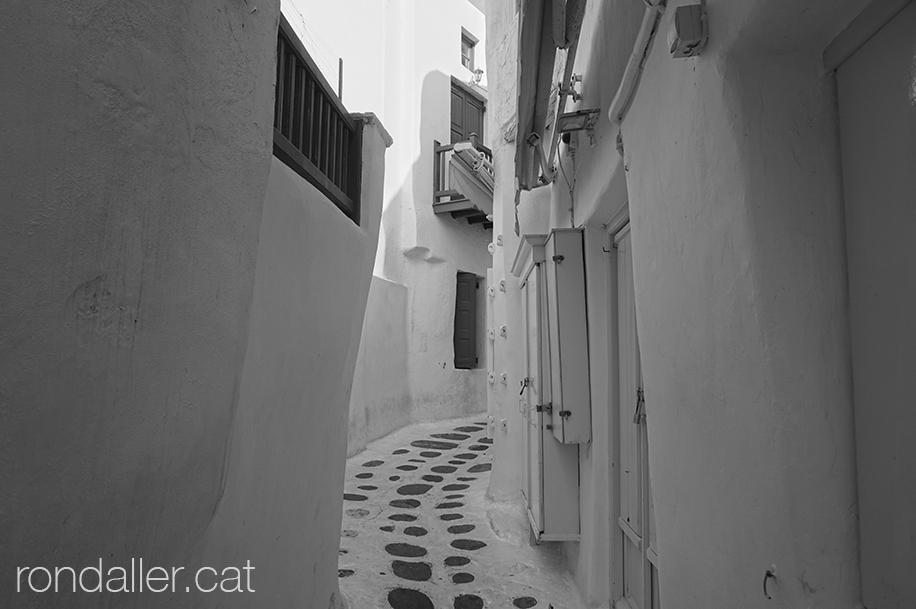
[200,116,388,609]
[348,275,411,456]
[487,0,876,607]
[0,2,279,606]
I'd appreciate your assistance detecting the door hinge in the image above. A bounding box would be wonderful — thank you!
[552,254,565,263]
[633,387,646,424]
[536,403,552,413]
[558,410,571,418]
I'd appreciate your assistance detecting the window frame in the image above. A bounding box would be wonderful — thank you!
[460,28,478,72]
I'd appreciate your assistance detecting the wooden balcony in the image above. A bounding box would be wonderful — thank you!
[433,138,494,229]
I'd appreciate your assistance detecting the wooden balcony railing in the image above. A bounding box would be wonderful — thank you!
[433,137,494,229]
[274,15,362,223]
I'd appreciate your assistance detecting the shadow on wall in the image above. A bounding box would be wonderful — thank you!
[351,70,490,456]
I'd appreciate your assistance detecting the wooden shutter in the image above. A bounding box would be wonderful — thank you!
[453,272,477,369]
[450,82,485,144]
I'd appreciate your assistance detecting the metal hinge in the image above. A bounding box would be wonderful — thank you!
[558,410,571,418]
[536,403,552,413]
[552,254,565,263]
[633,387,645,424]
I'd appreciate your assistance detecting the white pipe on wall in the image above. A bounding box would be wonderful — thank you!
[607,0,667,125]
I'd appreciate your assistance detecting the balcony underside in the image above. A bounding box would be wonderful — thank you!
[434,143,494,229]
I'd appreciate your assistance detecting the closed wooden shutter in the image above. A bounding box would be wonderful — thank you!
[450,82,485,144]
[453,272,477,369]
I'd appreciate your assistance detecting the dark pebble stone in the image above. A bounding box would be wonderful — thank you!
[380,525,395,532]
[397,465,419,471]
[469,445,488,451]
[397,484,433,496]
[388,588,434,609]
[436,501,464,509]
[454,594,484,609]
[392,560,432,582]
[454,426,484,432]
[452,572,475,584]
[363,460,385,466]
[409,459,426,463]
[450,539,486,551]
[422,474,444,483]
[513,597,538,608]
[432,465,457,474]
[393,449,410,454]
[389,513,418,522]
[440,513,463,521]
[356,473,373,479]
[390,475,401,481]
[358,485,378,491]
[404,526,428,537]
[385,543,428,558]
[431,433,470,441]
[420,451,441,458]
[444,556,471,567]
[344,493,367,501]
[449,460,465,465]
[445,494,464,499]
[448,524,476,534]
[338,569,355,578]
[468,463,491,473]
[443,484,470,491]
[411,440,458,450]
[457,477,476,481]
[389,499,421,509]
[346,508,370,518]
[339,549,348,555]
[478,438,493,444]
[455,453,478,460]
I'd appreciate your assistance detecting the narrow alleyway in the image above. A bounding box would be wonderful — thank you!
[339,416,586,609]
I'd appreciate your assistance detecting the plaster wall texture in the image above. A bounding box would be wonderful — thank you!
[618,3,866,606]
[483,5,527,501]
[348,275,411,457]
[836,4,916,605]
[200,117,388,609]
[0,1,279,606]
[486,0,879,606]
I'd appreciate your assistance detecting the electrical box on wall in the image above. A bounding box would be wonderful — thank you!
[668,3,709,58]
[544,228,592,444]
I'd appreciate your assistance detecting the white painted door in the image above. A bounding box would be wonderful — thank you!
[523,266,544,532]
[615,225,660,609]
[837,3,916,606]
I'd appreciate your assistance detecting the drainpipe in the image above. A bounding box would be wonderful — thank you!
[607,0,667,127]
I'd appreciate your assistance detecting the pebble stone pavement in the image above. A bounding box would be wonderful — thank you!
[338,415,587,609]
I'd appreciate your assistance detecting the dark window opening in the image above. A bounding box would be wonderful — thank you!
[461,33,476,71]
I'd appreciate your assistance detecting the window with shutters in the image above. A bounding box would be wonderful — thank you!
[453,272,478,369]
[461,30,477,71]
[450,80,485,145]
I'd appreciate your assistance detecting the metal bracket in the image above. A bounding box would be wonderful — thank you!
[552,255,565,263]
[536,403,552,413]
[558,410,572,418]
